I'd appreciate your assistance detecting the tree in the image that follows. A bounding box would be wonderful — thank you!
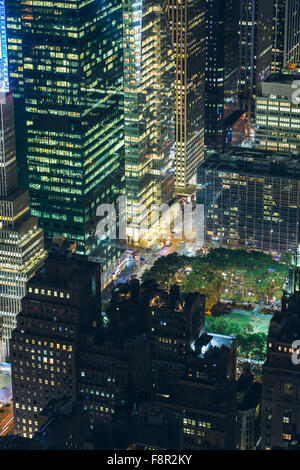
[280,252,293,265]
[205,315,267,362]
[182,261,223,311]
[142,253,188,288]
[141,247,289,310]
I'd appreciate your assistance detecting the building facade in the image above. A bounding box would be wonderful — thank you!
[123,0,175,244]
[197,148,300,254]
[271,0,300,72]
[106,279,237,450]
[255,73,300,154]
[284,0,300,66]
[166,0,205,189]
[5,0,125,267]
[238,0,273,112]
[261,251,300,449]
[0,92,46,360]
[272,0,287,73]
[10,254,151,437]
[154,333,237,450]
[236,367,261,450]
[10,253,103,438]
[10,262,239,447]
[205,0,240,149]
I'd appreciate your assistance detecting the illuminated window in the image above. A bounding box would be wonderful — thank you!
[284,383,293,396]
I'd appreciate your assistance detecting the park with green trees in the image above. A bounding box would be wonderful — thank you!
[141,248,290,366]
[142,248,290,311]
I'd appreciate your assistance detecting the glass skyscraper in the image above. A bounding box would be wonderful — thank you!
[198,147,300,255]
[5,0,124,266]
[124,0,175,244]
[204,0,240,149]
[284,0,300,66]
[238,0,273,110]
[166,0,205,189]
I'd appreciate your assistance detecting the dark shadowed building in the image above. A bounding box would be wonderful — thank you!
[261,249,300,449]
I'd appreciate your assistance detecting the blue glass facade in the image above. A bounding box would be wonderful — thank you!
[0,0,8,91]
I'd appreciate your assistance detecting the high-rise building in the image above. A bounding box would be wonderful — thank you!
[238,0,273,113]
[123,0,175,244]
[272,0,300,73]
[261,249,300,449]
[5,0,124,262]
[11,262,239,446]
[10,253,102,438]
[197,148,300,254]
[272,0,286,73]
[0,92,46,360]
[78,280,151,426]
[153,331,237,450]
[10,254,151,437]
[255,73,300,154]
[101,279,206,390]
[284,0,300,66]
[205,0,240,149]
[166,0,205,189]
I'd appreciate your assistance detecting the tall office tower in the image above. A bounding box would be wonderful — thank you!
[261,250,300,449]
[0,92,46,361]
[79,277,152,426]
[5,0,124,263]
[79,298,150,425]
[272,0,300,73]
[272,0,286,73]
[10,253,102,438]
[197,148,300,254]
[284,0,300,65]
[166,0,205,190]
[123,0,175,244]
[205,0,240,149]
[238,0,273,114]
[10,254,150,437]
[255,73,300,154]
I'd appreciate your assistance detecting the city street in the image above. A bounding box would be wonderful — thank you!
[101,239,184,303]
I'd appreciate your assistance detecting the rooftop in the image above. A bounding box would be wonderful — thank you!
[198,148,300,178]
[264,73,300,85]
[194,331,235,358]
